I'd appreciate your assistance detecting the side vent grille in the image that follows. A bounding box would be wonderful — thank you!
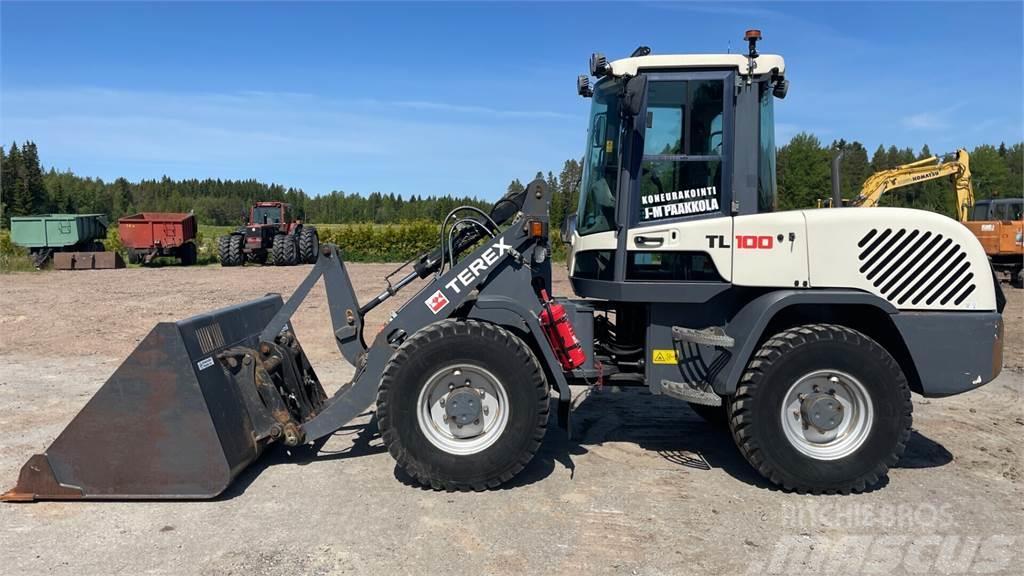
[857,228,976,306]
[195,323,225,354]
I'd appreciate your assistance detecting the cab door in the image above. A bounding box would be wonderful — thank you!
[625,72,734,283]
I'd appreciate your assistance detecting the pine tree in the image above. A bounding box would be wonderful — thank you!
[776,133,829,210]
[19,142,47,214]
[506,179,525,195]
[112,177,134,218]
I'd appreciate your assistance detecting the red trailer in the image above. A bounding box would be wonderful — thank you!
[118,212,198,265]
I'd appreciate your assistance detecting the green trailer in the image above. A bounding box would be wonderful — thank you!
[9,214,113,268]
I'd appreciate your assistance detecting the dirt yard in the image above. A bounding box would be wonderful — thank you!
[1,264,1021,576]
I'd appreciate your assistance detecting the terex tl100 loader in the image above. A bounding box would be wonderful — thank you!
[4,32,1004,500]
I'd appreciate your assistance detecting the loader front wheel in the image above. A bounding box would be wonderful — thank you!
[377,320,549,491]
[728,324,912,494]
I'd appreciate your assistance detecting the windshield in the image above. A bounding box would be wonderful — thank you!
[253,206,282,225]
[576,79,622,236]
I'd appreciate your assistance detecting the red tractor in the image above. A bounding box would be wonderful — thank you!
[217,201,319,266]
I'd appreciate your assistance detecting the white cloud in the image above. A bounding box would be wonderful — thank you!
[901,103,966,131]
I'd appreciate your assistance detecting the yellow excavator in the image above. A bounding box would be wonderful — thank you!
[850,148,974,220]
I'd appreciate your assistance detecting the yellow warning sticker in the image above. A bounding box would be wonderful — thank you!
[605,139,614,154]
[652,349,677,364]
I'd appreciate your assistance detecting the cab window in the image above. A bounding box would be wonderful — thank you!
[638,79,725,223]
[577,79,622,236]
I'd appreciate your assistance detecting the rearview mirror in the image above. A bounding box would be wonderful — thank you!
[623,74,648,117]
[560,213,577,245]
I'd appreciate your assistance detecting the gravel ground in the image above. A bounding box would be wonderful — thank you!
[0,264,1021,576]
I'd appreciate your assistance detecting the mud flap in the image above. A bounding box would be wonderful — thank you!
[2,295,313,501]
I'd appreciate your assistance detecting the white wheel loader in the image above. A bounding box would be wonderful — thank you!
[4,31,1004,501]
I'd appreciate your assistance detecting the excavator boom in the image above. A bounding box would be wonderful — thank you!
[853,149,974,221]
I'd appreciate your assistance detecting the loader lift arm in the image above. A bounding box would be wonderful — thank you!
[852,148,974,221]
[2,179,554,501]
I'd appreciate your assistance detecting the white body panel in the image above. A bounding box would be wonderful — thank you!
[567,229,616,275]
[609,54,785,77]
[804,207,996,311]
[732,212,808,287]
[568,208,995,312]
[627,217,733,281]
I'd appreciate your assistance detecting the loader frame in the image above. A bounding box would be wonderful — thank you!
[260,179,571,445]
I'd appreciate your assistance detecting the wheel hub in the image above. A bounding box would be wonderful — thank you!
[417,364,509,455]
[444,386,484,438]
[800,392,843,432]
[780,370,874,461]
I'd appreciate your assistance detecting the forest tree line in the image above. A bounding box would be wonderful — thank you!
[1,136,1021,229]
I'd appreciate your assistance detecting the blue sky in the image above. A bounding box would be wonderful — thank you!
[1,1,1022,200]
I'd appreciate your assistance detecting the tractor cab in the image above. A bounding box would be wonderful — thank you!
[567,32,788,298]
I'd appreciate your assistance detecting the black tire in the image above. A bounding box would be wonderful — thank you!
[272,234,298,266]
[1012,267,1023,289]
[218,235,243,266]
[298,226,319,264]
[127,249,142,265]
[728,324,912,494]
[248,250,269,265]
[179,242,197,266]
[377,320,549,491]
[688,402,729,430]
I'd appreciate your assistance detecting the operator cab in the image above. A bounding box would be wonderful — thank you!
[567,31,788,298]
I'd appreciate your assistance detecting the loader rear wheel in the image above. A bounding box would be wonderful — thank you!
[377,320,549,491]
[728,324,912,494]
[218,235,244,267]
[298,226,319,264]
[273,234,298,266]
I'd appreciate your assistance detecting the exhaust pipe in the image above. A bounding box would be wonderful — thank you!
[831,151,844,208]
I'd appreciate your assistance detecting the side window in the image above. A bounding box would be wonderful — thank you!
[758,82,777,213]
[638,80,725,223]
[971,204,990,221]
[994,203,1010,221]
[1011,201,1023,220]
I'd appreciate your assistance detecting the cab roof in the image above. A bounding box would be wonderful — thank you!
[609,53,785,77]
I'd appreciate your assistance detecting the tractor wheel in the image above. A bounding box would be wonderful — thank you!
[127,249,142,265]
[1012,267,1023,289]
[688,402,728,430]
[377,320,549,491]
[298,226,319,264]
[218,235,243,266]
[272,234,298,266]
[728,324,912,494]
[248,250,269,265]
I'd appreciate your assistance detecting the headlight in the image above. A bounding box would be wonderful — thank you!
[1015,231,1022,245]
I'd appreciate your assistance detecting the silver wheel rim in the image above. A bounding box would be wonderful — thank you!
[780,369,874,461]
[416,363,509,455]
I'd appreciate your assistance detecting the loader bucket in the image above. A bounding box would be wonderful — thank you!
[3,294,322,501]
